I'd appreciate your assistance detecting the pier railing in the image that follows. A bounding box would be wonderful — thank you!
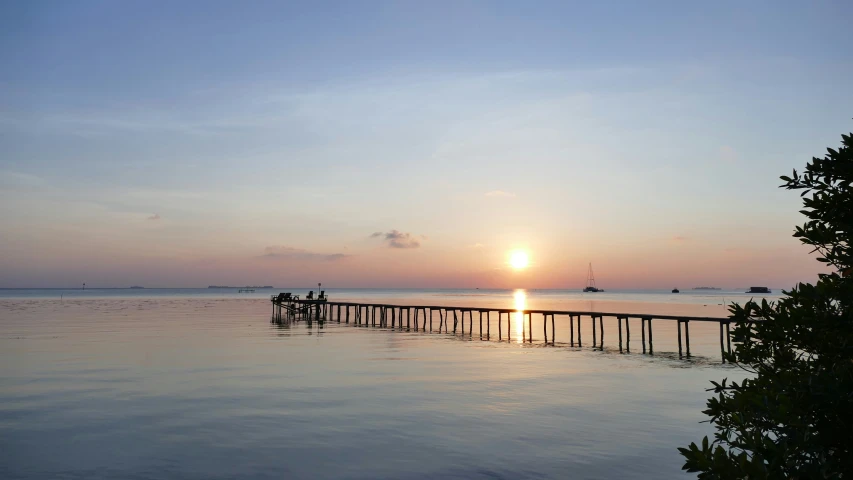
[271,296,737,361]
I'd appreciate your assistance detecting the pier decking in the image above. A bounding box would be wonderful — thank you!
[270,295,738,361]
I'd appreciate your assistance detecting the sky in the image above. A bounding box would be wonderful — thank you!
[1,0,851,289]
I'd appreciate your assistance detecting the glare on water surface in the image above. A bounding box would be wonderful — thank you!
[514,289,526,342]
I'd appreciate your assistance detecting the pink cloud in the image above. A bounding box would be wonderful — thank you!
[262,246,349,261]
[370,230,423,249]
[484,190,516,198]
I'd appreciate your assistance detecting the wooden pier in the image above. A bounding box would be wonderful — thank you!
[270,294,738,361]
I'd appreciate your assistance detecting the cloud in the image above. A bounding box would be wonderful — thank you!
[484,190,516,198]
[719,145,737,162]
[469,243,485,249]
[0,171,47,190]
[262,246,350,261]
[147,213,161,221]
[672,235,689,244]
[370,230,423,249]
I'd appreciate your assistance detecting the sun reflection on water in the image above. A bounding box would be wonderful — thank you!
[514,289,526,343]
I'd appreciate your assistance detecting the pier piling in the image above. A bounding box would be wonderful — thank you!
[270,296,737,361]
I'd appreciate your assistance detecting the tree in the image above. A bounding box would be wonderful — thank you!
[679,130,853,478]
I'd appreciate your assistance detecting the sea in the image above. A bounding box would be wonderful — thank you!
[1,288,781,479]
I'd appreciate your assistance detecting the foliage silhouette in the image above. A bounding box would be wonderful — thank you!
[679,130,853,478]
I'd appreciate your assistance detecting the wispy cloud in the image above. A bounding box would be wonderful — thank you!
[719,145,737,163]
[0,171,47,189]
[262,246,349,261]
[484,190,516,198]
[370,230,423,249]
[672,235,689,244]
[469,243,485,249]
[147,213,161,221]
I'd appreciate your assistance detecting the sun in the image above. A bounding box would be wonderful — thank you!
[509,250,529,270]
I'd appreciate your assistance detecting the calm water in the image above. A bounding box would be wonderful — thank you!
[0,289,768,479]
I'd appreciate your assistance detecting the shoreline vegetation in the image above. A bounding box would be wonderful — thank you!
[680,129,852,478]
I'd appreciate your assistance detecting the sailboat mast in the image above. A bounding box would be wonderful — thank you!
[587,262,596,288]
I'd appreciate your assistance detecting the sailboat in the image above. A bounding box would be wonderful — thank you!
[583,263,603,292]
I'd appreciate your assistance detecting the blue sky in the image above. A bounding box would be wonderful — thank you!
[0,1,851,288]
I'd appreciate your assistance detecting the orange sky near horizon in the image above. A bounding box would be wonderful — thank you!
[1,2,849,289]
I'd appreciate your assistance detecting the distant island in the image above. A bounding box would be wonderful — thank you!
[208,285,273,289]
[129,286,145,289]
[692,287,721,290]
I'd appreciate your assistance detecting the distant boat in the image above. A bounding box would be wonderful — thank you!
[672,288,680,293]
[746,286,771,294]
[583,263,603,292]
[209,285,274,289]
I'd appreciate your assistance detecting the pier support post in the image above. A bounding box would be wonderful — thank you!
[599,316,604,348]
[577,315,582,346]
[617,317,623,351]
[648,318,654,353]
[641,318,646,353]
[498,312,502,340]
[677,320,683,357]
[726,322,732,356]
[592,315,597,347]
[646,318,655,355]
[551,314,555,344]
[570,315,574,345]
[685,320,690,357]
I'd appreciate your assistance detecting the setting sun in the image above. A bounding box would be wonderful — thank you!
[509,250,530,270]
